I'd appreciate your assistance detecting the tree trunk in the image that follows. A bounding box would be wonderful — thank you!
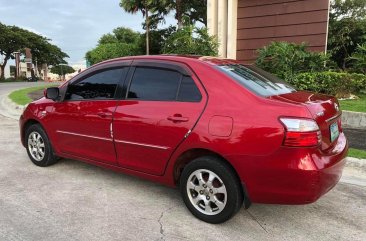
[0,57,8,80]
[0,65,4,80]
[176,0,183,28]
[145,7,150,55]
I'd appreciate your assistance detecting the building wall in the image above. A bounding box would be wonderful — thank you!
[237,0,330,63]
[208,0,330,62]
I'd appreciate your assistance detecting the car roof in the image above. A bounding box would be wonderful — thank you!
[92,55,246,68]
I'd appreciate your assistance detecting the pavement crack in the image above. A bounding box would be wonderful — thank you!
[246,210,268,233]
[157,206,175,241]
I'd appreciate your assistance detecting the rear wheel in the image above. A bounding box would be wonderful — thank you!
[180,156,243,223]
[25,124,58,167]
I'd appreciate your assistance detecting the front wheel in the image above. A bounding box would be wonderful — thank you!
[180,156,243,223]
[25,124,58,167]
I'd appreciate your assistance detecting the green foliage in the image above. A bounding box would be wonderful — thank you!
[290,72,366,97]
[256,42,331,81]
[163,25,218,56]
[328,0,366,70]
[0,22,68,79]
[85,27,143,65]
[348,148,366,158]
[50,65,75,78]
[347,44,366,73]
[86,43,142,65]
[2,77,27,82]
[99,27,141,45]
[148,0,207,28]
[140,26,177,54]
[119,0,154,54]
[339,94,366,112]
[9,85,56,105]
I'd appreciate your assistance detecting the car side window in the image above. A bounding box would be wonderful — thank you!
[177,76,202,102]
[65,68,123,100]
[127,67,181,101]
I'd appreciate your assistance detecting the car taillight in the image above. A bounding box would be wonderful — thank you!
[279,118,321,147]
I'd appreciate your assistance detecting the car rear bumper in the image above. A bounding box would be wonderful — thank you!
[226,132,348,204]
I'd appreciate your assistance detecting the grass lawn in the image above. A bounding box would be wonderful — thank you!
[339,94,366,113]
[9,85,51,106]
[348,148,366,159]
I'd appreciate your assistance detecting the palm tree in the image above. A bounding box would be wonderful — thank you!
[120,0,151,55]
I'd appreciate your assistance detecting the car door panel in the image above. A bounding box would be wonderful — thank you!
[113,101,205,175]
[51,100,117,164]
[47,66,128,165]
[113,63,206,175]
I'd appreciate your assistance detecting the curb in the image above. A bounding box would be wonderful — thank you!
[342,111,366,129]
[0,95,24,120]
[345,157,366,169]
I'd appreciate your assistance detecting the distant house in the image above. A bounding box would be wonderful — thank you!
[207,0,330,62]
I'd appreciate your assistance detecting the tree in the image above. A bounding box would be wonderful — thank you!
[347,44,366,73]
[99,27,140,45]
[30,41,69,76]
[85,27,143,65]
[140,26,176,55]
[120,0,153,55]
[0,23,28,79]
[0,22,69,80]
[50,65,75,80]
[328,0,366,70]
[86,43,141,65]
[149,0,207,29]
[163,25,218,56]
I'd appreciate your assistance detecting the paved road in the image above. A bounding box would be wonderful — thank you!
[0,82,365,240]
[344,128,366,150]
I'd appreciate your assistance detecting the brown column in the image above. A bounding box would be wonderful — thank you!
[14,52,20,78]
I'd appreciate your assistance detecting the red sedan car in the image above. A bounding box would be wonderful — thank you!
[20,55,348,223]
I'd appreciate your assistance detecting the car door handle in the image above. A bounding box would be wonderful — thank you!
[167,115,189,122]
[97,112,113,118]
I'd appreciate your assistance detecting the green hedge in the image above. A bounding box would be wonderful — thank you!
[290,72,366,97]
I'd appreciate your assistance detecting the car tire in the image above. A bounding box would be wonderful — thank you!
[180,156,243,223]
[25,124,58,167]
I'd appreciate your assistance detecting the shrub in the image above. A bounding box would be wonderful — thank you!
[291,72,366,97]
[347,44,366,74]
[1,77,27,82]
[256,42,332,81]
[85,43,142,65]
[163,25,218,56]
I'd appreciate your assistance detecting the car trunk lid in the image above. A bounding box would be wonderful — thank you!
[269,91,342,150]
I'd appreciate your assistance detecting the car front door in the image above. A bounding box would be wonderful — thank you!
[48,64,128,165]
[113,61,207,175]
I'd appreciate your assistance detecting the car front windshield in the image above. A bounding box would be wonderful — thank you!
[216,64,296,97]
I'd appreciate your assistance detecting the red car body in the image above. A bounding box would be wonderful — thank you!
[20,55,348,205]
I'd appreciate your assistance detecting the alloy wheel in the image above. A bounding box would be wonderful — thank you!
[28,131,45,161]
[186,169,227,215]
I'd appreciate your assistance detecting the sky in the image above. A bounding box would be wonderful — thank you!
[0,0,176,66]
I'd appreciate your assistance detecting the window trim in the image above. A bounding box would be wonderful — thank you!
[63,64,129,102]
[124,66,202,102]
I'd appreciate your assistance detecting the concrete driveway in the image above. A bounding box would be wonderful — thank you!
[0,82,365,241]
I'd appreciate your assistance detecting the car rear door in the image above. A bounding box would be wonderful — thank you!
[48,63,129,165]
[112,60,207,175]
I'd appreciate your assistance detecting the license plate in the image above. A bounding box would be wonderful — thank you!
[330,122,339,142]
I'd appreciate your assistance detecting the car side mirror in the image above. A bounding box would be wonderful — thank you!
[45,87,59,101]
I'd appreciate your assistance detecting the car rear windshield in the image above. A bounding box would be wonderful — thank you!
[216,64,296,97]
